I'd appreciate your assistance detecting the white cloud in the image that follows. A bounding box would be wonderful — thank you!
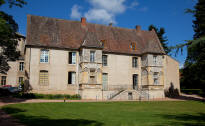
[70,0,144,24]
[70,5,82,19]
[87,0,126,14]
[85,9,115,24]
[84,0,127,24]
[129,1,139,9]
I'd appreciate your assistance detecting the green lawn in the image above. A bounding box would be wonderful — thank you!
[2,101,205,126]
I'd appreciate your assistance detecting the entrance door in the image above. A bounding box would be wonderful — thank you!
[102,73,108,91]
[133,74,138,90]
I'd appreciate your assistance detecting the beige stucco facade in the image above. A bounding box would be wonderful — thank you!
[1,37,180,100]
[22,46,180,100]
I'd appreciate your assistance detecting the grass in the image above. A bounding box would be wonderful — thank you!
[2,101,205,126]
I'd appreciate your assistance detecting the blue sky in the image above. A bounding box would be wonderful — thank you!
[1,0,197,67]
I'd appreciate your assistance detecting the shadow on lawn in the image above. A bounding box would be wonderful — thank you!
[2,107,103,126]
[155,113,205,126]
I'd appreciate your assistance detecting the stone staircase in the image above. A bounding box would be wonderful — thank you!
[108,88,149,100]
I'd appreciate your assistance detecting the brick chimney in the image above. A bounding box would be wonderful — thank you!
[81,17,86,26]
[136,25,141,32]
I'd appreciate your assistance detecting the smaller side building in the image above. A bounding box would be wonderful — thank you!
[0,37,26,87]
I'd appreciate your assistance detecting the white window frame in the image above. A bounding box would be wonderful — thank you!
[19,77,24,85]
[153,72,159,85]
[132,57,138,68]
[69,52,76,64]
[102,55,107,66]
[19,62,24,71]
[90,51,95,62]
[68,72,76,84]
[40,49,49,63]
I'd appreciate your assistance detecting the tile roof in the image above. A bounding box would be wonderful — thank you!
[26,15,165,55]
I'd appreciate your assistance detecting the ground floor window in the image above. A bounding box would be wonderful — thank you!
[39,70,49,85]
[153,72,159,85]
[19,77,24,85]
[1,76,6,85]
[68,72,76,84]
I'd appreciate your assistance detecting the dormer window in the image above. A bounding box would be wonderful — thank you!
[101,40,106,47]
[130,42,136,50]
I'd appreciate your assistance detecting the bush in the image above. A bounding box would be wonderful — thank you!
[13,93,81,100]
[181,89,204,96]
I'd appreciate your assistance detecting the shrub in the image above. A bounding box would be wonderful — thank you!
[13,93,81,100]
[181,89,204,96]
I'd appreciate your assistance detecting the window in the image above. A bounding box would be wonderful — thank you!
[19,62,24,71]
[19,77,24,85]
[39,70,49,85]
[133,74,138,89]
[102,73,108,90]
[1,76,6,85]
[130,42,136,50]
[69,52,76,64]
[90,51,95,62]
[68,72,76,84]
[102,55,107,66]
[153,55,157,65]
[153,72,159,85]
[132,57,138,67]
[40,49,49,63]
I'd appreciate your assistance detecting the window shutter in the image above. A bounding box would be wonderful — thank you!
[69,52,72,64]
[68,72,71,84]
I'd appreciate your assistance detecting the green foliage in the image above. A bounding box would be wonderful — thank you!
[0,0,26,74]
[13,93,81,100]
[173,0,205,97]
[148,24,171,54]
[181,89,204,96]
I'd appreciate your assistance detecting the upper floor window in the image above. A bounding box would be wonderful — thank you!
[1,76,6,86]
[69,52,76,64]
[102,55,107,66]
[153,55,157,65]
[19,62,24,71]
[68,72,76,84]
[40,49,49,63]
[39,70,49,86]
[132,57,138,68]
[90,51,95,62]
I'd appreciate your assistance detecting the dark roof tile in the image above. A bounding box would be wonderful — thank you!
[26,15,165,55]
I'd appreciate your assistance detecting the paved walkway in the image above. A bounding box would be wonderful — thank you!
[0,94,204,126]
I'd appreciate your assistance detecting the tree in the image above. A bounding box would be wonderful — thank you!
[175,0,205,97]
[0,0,26,74]
[148,25,171,54]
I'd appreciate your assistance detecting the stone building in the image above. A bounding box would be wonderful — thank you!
[1,15,180,100]
[0,36,26,87]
